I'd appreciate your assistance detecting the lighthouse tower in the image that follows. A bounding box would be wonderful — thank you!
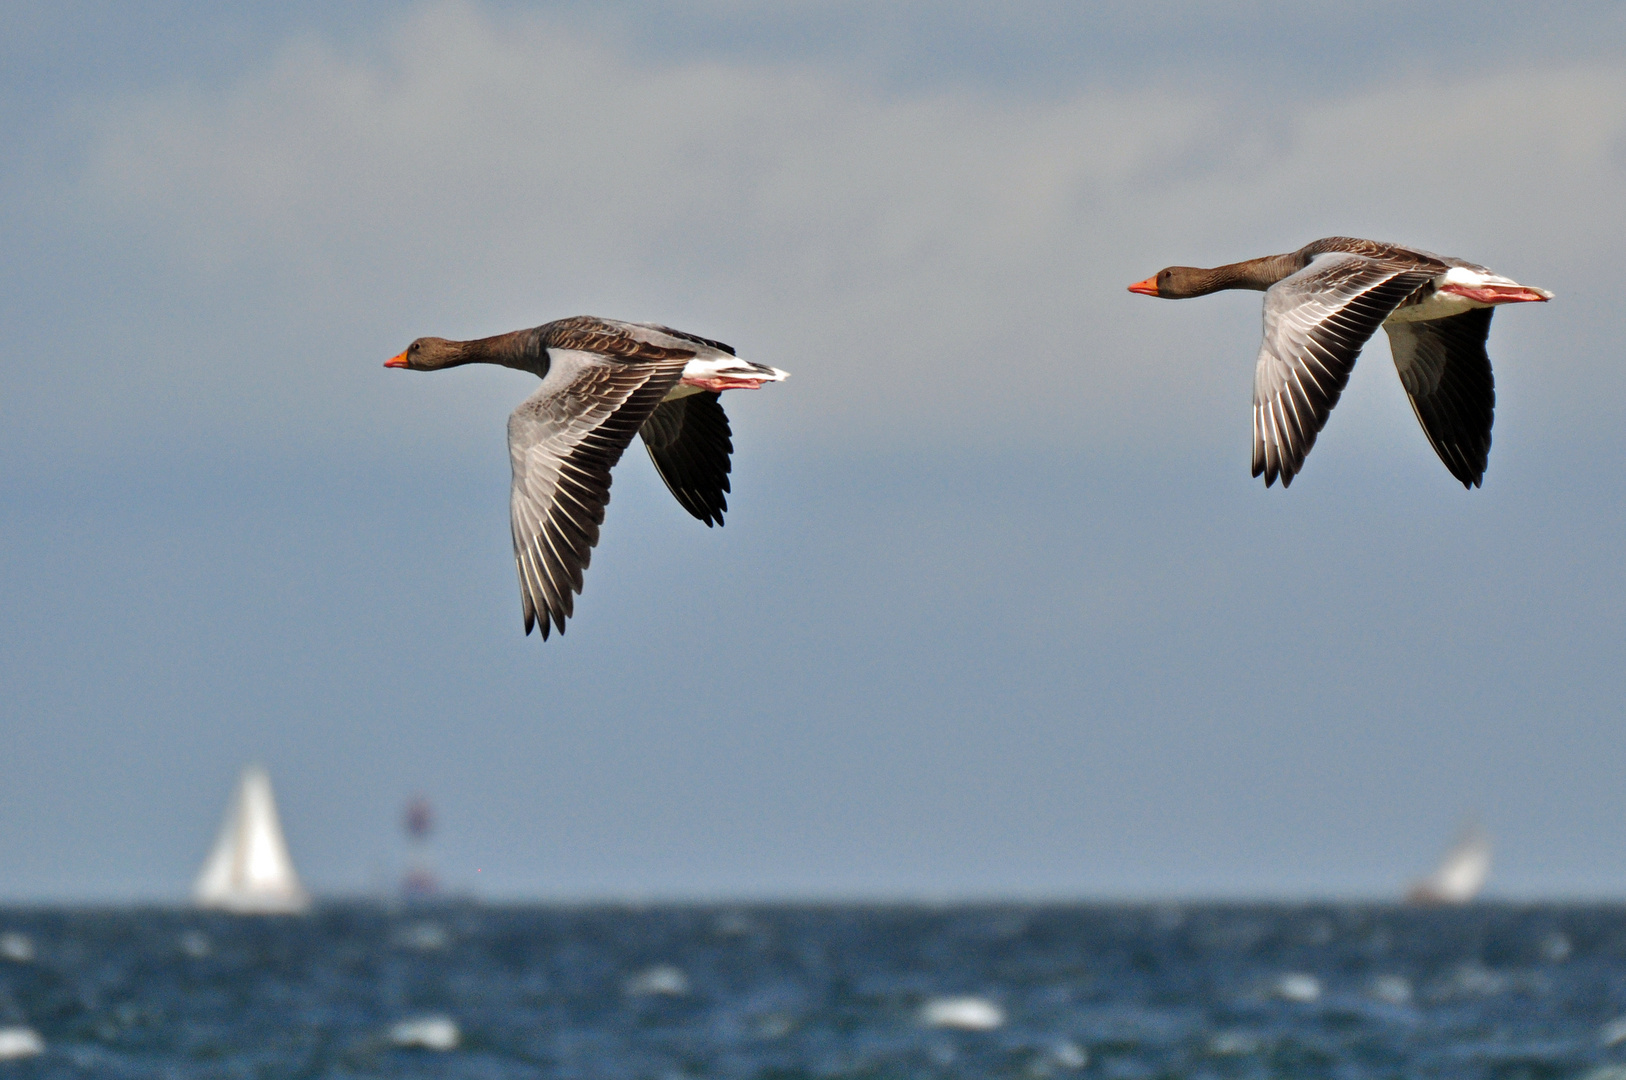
[400,794,439,900]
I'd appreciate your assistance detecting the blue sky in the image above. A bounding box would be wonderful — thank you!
[2,1,1625,900]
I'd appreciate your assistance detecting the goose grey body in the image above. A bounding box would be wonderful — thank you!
[1130,237,1551,488]
[386,316,788,639]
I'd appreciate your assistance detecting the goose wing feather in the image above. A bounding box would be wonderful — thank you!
[507,350,689,638]
[1385,307,1495,488]
[1253,253,1435,486]
[640,392,733,527]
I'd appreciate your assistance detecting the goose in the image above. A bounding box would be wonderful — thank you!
[386,316,788,639]
[1128,237,1551,487]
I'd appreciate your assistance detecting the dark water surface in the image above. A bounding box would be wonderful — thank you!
[3,903,1626,1078]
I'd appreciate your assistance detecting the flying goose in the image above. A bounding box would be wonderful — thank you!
[1129,237,1551,487]
[386,316,788,639]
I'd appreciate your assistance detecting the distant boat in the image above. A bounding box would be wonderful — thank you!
[1406,824,1490,904]
[194,765,310,914]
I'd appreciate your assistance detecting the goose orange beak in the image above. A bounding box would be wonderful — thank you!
[384,350,409,368]
[1127,276,1160,297]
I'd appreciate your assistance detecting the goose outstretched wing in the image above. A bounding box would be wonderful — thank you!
[507,350,688,638]
[640,391,733,527]
[1253,254,1435,486]
[1385,307,1495,488]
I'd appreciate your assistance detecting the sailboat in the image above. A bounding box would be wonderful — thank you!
[194,765,310,914]
[1406,824,1490,904]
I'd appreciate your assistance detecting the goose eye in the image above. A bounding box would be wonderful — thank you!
[409,342,420,352]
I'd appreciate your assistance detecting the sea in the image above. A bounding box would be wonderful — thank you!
[2,902,1626,1078]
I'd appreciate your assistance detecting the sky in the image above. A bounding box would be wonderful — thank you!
[2,1,1625,902]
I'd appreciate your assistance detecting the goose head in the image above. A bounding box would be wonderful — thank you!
[1128,267,1225,299]
[385,338,469,371]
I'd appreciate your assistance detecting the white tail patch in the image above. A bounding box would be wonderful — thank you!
[677,354,789,394]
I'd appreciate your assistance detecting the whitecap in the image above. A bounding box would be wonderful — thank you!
[1048,1040,1088,1069]
[919,996,1005,1031]
[1274,972,1321,1003]
[0,1027,44,1060]
[625,964,689,996]
[388,1015,460,1051]
[0,933,34,963]
[1368,974,1412,1006]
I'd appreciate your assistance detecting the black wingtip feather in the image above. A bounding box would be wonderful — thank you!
[640,392,735,529]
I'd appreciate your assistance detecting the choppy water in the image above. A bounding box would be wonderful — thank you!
[3,903,1626,1078]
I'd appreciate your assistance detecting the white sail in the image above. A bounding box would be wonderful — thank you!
[194,765,310,914]
[1407,824,1490,904]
